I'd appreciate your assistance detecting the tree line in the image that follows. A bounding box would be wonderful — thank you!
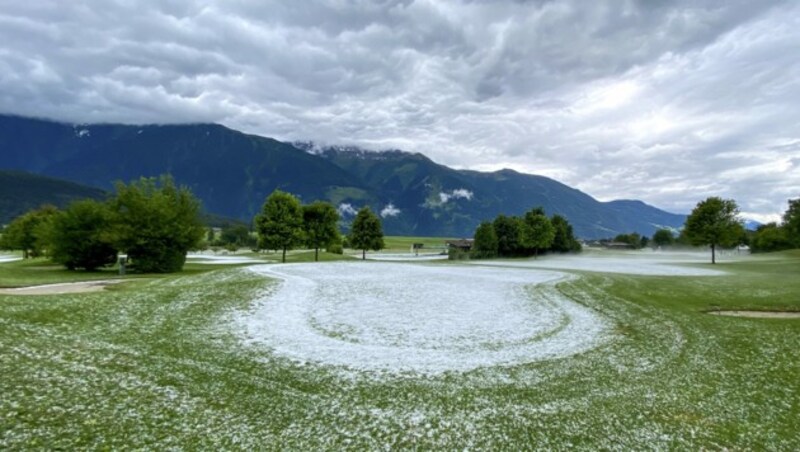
[0,175,205,272]
[254,189,384,263]
[468,207,581,259]
[0,182,387,272]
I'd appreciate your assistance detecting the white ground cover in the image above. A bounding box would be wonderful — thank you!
[0,255,22,263]
[471,251,726,276]
[237,262,611,374]
[186,253,267,265]
[365,252,448,261]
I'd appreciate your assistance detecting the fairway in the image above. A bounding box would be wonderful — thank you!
[1,251,799,449]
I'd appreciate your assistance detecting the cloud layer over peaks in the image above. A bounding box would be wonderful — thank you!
[1,0,798,220]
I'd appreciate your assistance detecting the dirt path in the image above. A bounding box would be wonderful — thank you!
[0,280,127,295]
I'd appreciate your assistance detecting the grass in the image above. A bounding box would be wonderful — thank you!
[382,235,454,251]
[0,251,799,448]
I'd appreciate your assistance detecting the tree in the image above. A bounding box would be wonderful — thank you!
[751,223,793,253]
[521,209,555,259]
[303,201,340,262]
[783,198,800,247]
[652,228,675,248]
[550,215,581,253]
[110,175,205,273]
[472,221,498,259]
[0,205,58,258]
[220,223,253,249]
[683,197,743,264]
[349,207,384,260]
[493,215,523,257]
[255,190,305,263]
[45,200,117,271]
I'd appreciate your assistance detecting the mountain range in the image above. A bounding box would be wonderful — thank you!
[0,114,687,238]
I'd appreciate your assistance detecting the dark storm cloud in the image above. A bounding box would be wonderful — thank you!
[0,0,797,220]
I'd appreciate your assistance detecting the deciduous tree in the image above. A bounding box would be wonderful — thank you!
[110,175,205,273]
[349,207,384,260]
[46,200,117,271]
[652,229,675,248]
[0,205,58,258]
[303,201,340,262]
[255,190,304,263]
[521,209,555,259]
[471,221,498,259]
[683,197,743,264]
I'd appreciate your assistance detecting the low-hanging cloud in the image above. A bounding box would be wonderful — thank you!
[337,203,357,217]
[439,189,474,204]
[0,1,797,221]
[380,203,401,218]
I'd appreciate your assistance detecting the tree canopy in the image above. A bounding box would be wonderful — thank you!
[349,207,384,260]
[255,190,305,263]
[784,198,800,247]
[110,175,205,273]
[45,200,117,271]
[303,201,340,262]
[683,197,743,264]
[471,221,498,258]
[550,215,581,252]
[521,209,555,258]
[652,228,675,248]
[0,204,58,258]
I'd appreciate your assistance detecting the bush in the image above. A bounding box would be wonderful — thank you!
[46,200,117,271]
[448,247,469,260]
[327,243,344,255]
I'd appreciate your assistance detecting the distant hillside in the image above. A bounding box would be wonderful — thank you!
[0,114,687,238]
[0,170,107,224]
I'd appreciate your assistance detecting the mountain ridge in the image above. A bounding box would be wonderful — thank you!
[0,113,686,238]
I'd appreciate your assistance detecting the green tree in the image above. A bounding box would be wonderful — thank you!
[751,223,793,253]
[110,175,205,273]
[493,215,522,257]
[471,221,498,259]
[521,209,555,259]
[652,228,675,248]
[220,223,252,249]
[45,200,117,271]
[550,215,581,253]
[0,205,58,258]
[303,201,340,262]
[613,232,643,249]
[683,197,743,264]
[255,190,304,263]
[349,207,384,260]
[783,198,800,247]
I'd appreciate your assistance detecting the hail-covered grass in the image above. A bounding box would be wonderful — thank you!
[1,250,799,449]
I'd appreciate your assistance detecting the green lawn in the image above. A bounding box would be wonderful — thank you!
[382,235,454,251]
[0,251,798,449]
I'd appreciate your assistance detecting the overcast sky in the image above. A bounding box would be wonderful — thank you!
[1,0,798,221]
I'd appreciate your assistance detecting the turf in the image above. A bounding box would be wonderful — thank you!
[0,251,798,449]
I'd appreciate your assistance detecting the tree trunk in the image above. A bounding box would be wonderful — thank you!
[315,247,319,262]
[362,249,366,260]
[534,248,538,260]
[282,247,287,263]
[711,244,716,264]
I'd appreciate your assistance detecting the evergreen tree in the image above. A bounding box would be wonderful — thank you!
[255,190,305,263]
[783,198,800,247]
[349,207,384,260]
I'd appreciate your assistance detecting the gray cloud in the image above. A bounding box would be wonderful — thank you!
[0,0,797,221]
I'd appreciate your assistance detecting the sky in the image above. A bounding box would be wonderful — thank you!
[1,1,798,221]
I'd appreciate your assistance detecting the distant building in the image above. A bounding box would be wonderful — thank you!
[445,239,474,252]
[602,241,635,250]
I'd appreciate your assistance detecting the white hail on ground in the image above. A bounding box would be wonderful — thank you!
[238,262,611,375]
